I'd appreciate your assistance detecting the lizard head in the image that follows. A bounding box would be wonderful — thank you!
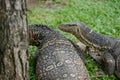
[29,24,53,46]
[58,22,86,34]
[58,22,91,45]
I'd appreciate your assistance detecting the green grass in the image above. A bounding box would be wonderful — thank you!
[28,0,120,80]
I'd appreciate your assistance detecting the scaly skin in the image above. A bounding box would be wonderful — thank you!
[58,22,120,78]
[29,24,90,80]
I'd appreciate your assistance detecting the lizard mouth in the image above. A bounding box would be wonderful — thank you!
[58,23,78,33]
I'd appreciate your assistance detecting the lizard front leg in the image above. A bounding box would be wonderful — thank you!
[88,48,115,75]
[88,48,103,64]
[103,51,115,75]
[115,55,120,78]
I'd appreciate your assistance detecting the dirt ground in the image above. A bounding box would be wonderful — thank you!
[27,0,68,8]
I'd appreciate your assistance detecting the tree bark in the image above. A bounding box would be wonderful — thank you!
[0,0,29,80]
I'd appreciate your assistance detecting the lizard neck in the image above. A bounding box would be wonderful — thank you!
[74,24,116,49]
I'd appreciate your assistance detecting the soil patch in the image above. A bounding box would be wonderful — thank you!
[27,0,68,9]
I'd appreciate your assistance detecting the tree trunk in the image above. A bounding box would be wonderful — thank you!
[0,0,29,80]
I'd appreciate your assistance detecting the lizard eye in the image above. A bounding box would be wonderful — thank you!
[37,34,44,40]
[77,28,79,32]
